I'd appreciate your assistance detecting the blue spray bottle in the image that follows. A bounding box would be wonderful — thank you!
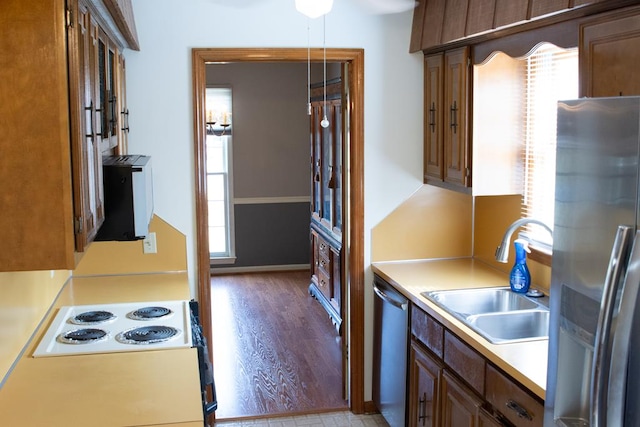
[509,239,531,293]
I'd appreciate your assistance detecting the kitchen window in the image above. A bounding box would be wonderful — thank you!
[474,43,578,256]
[206,87,235,262]
[522,43,578,249]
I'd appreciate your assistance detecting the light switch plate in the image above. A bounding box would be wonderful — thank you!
[143,232,157,254]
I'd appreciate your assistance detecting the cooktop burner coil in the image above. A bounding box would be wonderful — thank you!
[57,328,109,345]
[69,310,117,325]
[116,326,180,345]
[127,306,173,321]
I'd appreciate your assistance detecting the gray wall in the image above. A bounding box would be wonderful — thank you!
[206,62,315,269]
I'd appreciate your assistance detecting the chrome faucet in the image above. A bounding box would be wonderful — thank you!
[495,218,553,263]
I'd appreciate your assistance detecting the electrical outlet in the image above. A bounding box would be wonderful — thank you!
[143,232,157,254]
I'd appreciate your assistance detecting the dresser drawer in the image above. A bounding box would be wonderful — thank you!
[485,365,543,427]
[318,251,331,276]
[443,330,485,394]
[318,236,331,259]
[411,306,444,358]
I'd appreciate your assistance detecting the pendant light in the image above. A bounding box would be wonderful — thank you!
[295,0,333,19]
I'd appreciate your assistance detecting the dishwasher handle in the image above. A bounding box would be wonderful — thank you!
[373,283,408,311]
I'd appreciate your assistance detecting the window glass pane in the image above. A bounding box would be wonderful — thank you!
[207,174,225,202]
[208,201,226,227]
[206,137,225,173]
[205,86,233,259]
[209,226,227,253]
[522,44,578,245]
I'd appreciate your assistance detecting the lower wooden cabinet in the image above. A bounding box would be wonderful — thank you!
[409,341,442,427]
[408,304,544,427]
[441,370,483,427]
[478,407,507,427]
[309,227,342,332]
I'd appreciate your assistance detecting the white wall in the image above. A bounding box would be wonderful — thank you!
[124,0,424,403]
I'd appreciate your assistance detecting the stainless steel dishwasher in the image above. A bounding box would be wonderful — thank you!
[373,275,409,427]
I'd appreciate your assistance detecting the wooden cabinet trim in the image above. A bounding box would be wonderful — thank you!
[443,330,486,395]
[411,306,445,359]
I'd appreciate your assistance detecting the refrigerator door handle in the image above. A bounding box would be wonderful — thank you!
[591,225,634,427]
[606,229,640,426]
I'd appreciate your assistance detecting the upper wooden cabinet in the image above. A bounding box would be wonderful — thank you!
[310,80,343,237]
[580,7,640,97]
[424,47,471,190]
[411,0,627,52]
[0,0,136,271]
[72,0,105,252]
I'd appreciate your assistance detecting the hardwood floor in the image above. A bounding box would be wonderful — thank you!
[210,270,348,420]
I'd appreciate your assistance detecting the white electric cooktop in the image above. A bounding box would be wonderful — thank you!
[33,300,192,358]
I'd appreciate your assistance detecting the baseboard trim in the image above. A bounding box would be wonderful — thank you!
[210,264,311,275]
[363,401,379,414]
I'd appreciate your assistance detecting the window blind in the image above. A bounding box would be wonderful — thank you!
[521,44,578,247]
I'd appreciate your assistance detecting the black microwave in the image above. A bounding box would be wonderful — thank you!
[96,155,154,241]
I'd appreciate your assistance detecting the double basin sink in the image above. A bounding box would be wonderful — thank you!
[421,287,549,344]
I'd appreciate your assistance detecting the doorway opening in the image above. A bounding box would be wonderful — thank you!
[191,48,365,416]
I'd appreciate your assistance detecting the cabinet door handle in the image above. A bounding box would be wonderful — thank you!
[418,393,428,426]
[449,101,458,134]
[429,102,436,133]
[85,101,95,139]
[109,92,118,128]
[328,165,336,189]
[506,399,533,421]
[121,108,130,132]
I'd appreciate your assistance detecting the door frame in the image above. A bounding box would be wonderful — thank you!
[191,48,365,412]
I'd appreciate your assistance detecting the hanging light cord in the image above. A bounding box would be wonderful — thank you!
[320,14,329,128]
[306,18,311,116]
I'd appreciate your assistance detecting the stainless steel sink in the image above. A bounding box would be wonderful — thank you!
[420,287,549,344]
[466,310,549,344]
[422,287,539,316]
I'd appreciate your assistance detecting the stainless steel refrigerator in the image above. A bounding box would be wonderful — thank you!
[545,96,640,426]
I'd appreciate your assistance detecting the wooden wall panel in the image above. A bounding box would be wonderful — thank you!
[422,0,446,49]
[574,0,608,6]
[530,0,570,18]
[494,0,530,27]
[410,0,428,52]
[441,0,470,42]
[466,0,497,35]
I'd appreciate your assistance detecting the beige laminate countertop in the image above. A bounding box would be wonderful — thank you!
[0,273,204,427]
[372,257,548,400]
